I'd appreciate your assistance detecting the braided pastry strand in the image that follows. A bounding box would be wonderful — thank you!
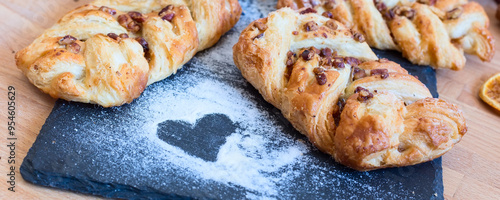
[277,0,495,70]
[233,8,467,170]
[16,0,241,107]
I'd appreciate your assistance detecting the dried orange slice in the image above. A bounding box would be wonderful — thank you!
[480,73,500,111]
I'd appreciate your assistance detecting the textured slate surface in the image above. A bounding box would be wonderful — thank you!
[21,1,442,199]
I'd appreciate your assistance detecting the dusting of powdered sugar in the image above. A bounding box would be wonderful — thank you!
[140,79,309,197]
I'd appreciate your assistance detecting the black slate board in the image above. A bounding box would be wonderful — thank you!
[21,1,442,199]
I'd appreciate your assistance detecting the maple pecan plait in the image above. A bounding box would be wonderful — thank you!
[233,8,467,171]
[277,0,495,70]
[16,0,241,107]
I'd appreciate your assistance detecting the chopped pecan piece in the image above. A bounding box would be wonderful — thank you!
[118,14,141,32]
[352,32,365,43]
[310,47,320,54]
[58,35,77,45]
[107,33,119,40]
[128,11,146,23]
[135,37,149,53]
[321,48,333,58]
[385,8,396,20]
[352,67,367,80]
[402,9,416,19]
[333,98,345,125]
[325,20,338,30]
[58,35,81,53]
[300,7,317,14]
[315,73,327,85]
[355,87,374,102]
[320,58,333,68]
[393,6,416,20]
[313,67,325,74]
[99,6,116,15]
[159,5,175,22]
[374,0,387,12]
[285,51,297,78]
[333,58,345,68]
[370,68,389,79]
[286,51,297,67]
[344,57,361,67]
[304,21,319,32]
[301,49,315,61]
[322,11,333,19]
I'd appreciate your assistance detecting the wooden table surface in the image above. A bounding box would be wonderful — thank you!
[1,0,499,199]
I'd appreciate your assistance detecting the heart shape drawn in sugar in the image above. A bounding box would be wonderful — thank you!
[156,114,238,162]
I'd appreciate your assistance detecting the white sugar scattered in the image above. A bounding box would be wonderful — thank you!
[141,79,308,197]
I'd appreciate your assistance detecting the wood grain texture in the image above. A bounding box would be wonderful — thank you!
[0,0,499,199]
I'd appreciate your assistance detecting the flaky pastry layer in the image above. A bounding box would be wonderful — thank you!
[277,0,495,70]
[16,0,241,107]
[233,8,467,170]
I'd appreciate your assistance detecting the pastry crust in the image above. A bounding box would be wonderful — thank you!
[233,8,467,170]
[16,0,241,107]
[277,0,495,70]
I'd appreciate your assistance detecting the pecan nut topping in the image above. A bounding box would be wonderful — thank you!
[286,51,297,67]
[99,6,116,15]
[304,21,319,32]
[301,49,315,61]
[352,31,365,43]
[352,67,367,80]
[118,14,141,32]
[325,20,338,30]
[107,33,119,40]
[159,5,175,22]
[315,72,328,85]
[58,35,80,53]
[58,35,77,45]
[355,87,374,101]
[300,7,317,14]
[370,68,389,79]
[322,11,333,19]
[128,11,146,23]
[135,37,149,53]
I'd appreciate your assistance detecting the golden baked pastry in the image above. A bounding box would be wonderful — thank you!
[233,8,467,171]
[277,0,495,70]
[16,0,241,107]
